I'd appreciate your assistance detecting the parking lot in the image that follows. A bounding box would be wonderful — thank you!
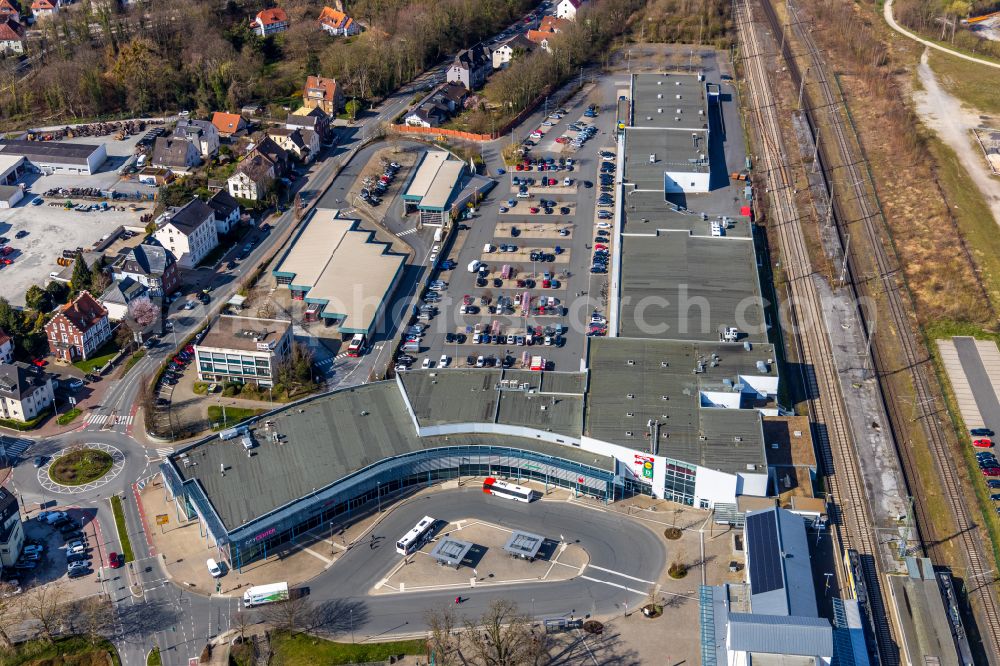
[0,129,157,306]
[394,85,618,372]
[4,508,108,598]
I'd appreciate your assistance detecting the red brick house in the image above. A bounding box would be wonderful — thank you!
[45,291,112,362]
[302,75,344,115]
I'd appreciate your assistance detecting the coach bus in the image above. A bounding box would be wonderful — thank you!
[395,515,436,555]
[482,477,536,503]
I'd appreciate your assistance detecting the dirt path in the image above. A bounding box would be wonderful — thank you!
[913,48,1000,225]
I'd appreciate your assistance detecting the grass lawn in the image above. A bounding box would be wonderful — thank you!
[48,448,112,485]
[208,405,263,430]
[110,495,134,563]
[73,341,120,375]
[123,349,147,374]
[0,635,121,666]
[270,632,425,665]
[56,407,82,426]
[928,49,1000,119]
[145,647,161,666]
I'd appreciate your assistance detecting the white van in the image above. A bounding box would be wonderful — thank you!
[468,260,482,273]
[207,558,223,577]
[483,244,495,253]
[402,341,420,352]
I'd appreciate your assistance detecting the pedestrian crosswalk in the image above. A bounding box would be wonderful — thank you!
[154,447,174,459]
[0,436,32,459]
[85,413,134,426]
[395,228,417,238]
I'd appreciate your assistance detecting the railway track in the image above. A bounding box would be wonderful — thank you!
[732,1,896,661]
[759,0,1000,655]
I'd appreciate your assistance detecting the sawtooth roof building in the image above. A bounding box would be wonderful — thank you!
[272,208,405,336]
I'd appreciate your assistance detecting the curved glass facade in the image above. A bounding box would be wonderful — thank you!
[169,444,620,570]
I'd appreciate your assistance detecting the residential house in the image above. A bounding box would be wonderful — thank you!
[318,6,359,36]
[206,189,241,235]
[250,135,289,178]
[111,242,179,297]
[555,0,584,21]
[211,112,248,138]
[99,277,148,322]
[30,0,56,19]
[251,7,289,37]
[153,198,219,268]
[0,362,53,424]
[492,34,535,69]
[137,166,174,186]
[151,136,201,173]
[0,16,23,54]
[302,75,344,115]
[287,106,333,145]
[0,486,24,568]
[0,0,20,21]
[173,119,220,158]
[267,127,318,163]
[404,103,449,128]
[44,291,112,363]
[527,16,570,53]
[446,44,491,90]
[194,315,292,387]
[0,330,11,364]
[227,153,275,202]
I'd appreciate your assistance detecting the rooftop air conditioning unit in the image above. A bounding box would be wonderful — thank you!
[627,412,634,417]
[657,108,663,114]
[661,395,669,400]
[677,109,683,114]
[734,436,742,442]
[661,361,669,367]
[793,430,803,437]
[626,431,634,437]
[627,359,635,365]
[771,443,779,449]
[676,94,682,99]
[627,393,635,399]
[649,154,656,163]
[657,93,663,99]
[675,81,681,86]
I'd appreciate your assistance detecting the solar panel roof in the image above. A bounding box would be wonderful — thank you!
[746,510,784,595]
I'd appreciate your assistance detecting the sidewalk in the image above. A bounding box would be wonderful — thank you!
[137,475,389,598]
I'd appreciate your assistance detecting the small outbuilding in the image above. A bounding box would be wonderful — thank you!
[429,537,474,569]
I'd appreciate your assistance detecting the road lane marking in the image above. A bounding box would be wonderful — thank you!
[584,564,656,586]
[578,575,647,595]
[301,547,333,564]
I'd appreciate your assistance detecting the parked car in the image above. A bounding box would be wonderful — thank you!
[972,428,995,437]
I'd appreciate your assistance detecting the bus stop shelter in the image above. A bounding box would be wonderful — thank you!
[503,530,545,562]
[429,537,474,569]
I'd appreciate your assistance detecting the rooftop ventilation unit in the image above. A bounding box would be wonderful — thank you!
[771,443,779,449]
[627,412,634,417]
[756,360,770,373]
[699,435,707,441]
[746,464,757,471]
[676,94,682,99]
[734,436,742,442]
[657,93,662,99]
[626,431,634,437]
[649,154,656,163]
[627,359,635,366]
[676,108,682,114]
[675,81,681,86]
[658,80,663,85]
[661,395,669,400]
[657,108,663,113]
[744,341,752,351]
[627,393,635,399]
[661,361,669,367]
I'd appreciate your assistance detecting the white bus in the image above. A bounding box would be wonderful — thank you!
[395,515,436,555]
[482,477,536,503]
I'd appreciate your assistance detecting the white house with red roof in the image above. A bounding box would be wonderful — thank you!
[555,0,584,21]
[251,7,289,37]
[318,6,359,37]
[30,0,57,20]
[0,16,22,54]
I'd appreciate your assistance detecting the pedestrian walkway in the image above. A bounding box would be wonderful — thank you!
[396,227,417,237]
[85,413,135,426]
[0,435,33,460]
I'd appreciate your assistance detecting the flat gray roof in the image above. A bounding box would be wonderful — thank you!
[273,209,405,333]
[618,230,767,343]
[169,380,613,532]
[0,139,102,164]
[420,160,464,211]
[887,558,961,666]
[503,530,544,559]
[630,73,709,131]
[429,537,474,567]
[584,337,772,473]
[624,128,710,191]
[404,151,448,200]
[197,315,290,353]
[399,369,585,435]
[623,190,752,239]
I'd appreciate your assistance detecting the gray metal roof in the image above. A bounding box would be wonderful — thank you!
[618,230,767,343]
[745,507,818,617]
[0,139,101,164]
[622,190,752,239]
[887,559,962,666]
[630,73,709,131]
[168,380,613,532]
[165,198,214,234]
[399,369,585,435]
[584,337,771,472]
[624,128,710,190]
[727,613,833,657]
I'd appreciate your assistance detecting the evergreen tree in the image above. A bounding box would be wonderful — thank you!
[71,255,92,294]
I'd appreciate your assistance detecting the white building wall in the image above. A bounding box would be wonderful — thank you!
[694,466,739,507]
[736,472,769,497]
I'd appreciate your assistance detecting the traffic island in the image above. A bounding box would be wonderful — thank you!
[372,518,587,595]
[48,448,113,485]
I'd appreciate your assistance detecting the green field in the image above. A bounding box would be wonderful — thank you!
[48,448,112,485]
[73,341,120,374]
[110,495,135,563]
[56,408,82,426]
[208,405,263,430]
[0,636,121,666]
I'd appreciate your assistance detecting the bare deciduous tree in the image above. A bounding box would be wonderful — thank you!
[262,595,312,636]
[22,580,68,644]
[0,582,23,649]
[461,599,545,666]
[425,605,460,666]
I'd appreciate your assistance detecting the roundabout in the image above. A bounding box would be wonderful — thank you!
[36,442,127,494]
